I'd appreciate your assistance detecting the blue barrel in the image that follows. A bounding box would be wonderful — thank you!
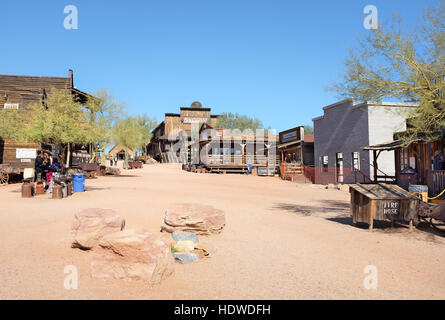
[72,174,86,193]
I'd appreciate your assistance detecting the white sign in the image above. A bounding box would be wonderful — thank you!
[21,159,31,163]
[16,149,37,159]
[182,117,208,124]
[4,103,19,110]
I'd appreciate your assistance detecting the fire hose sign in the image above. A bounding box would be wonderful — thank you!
[383,201,399,215]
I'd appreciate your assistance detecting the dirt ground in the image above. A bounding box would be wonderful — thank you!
[0,163,444,300]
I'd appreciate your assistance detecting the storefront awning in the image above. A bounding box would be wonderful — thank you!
[363,140,404,151]
[277,140,302,149]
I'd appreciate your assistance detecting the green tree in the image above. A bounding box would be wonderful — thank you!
[18,88,95,167]
[85,89,124,164]
[304,125,314,135]
[216,112,263,131]
[112,115,157,168]
[330,1,445,143]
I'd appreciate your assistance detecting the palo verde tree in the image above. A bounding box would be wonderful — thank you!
[112,115,157,168]
[330,1,445,143]
[216,112,263,131]
[85,89,123,165]
[19,88,95,167]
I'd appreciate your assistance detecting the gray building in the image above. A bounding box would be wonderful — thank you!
[312,99,417,185]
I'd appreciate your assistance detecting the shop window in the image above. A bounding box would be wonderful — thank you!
[352,152,360,170]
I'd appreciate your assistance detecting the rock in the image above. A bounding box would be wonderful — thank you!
[173,240,195,253]
[172,230,199,243]
[339,184,350,192]
[91,229,174,284]
[327,184,339,190]
[71,208,125,250]
[161,203,226,235]
[193,243,211,258]
[172,252,199,264]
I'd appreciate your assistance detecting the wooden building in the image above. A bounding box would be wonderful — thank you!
[147,102,220,162]
[0,70,91,178]
[108,145,136,160]
[189,124,278,174]
[364,129,445,199]
[277,126,315,182]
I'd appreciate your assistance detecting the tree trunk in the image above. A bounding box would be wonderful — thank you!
[124,148,129,169]
[66,143,71,168]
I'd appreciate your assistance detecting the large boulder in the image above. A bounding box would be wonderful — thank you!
[161,203,226,235]
[91,229,174,284]
[71,208,125,250]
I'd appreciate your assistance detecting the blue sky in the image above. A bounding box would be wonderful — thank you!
[1,0,440,132]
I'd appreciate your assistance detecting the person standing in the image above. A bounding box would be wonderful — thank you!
[34,151,44,182]
[434,150,444,171]
[110,157,114,166]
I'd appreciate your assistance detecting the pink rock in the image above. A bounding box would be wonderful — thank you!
[161,203,226,235]
[91,229,174,284]
[71,208,125,250]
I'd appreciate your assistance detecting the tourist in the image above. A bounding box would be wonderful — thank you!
[434,150,444,171]
[34,151,44,182]
[114,156,118,166]
[110,157,114,166]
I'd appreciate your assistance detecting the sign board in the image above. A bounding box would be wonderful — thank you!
[16,148,37,159]
[279,127,303,144]
[21,159,31,163]
[182,117,209,124]
[4,103,19,110]
[382,201,399,216]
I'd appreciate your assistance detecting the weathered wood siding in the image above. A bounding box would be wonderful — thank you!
[0,139,40,170]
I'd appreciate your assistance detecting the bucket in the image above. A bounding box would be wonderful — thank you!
[409,185,428,202]
[52,184,63,199]
[72,173,86,193]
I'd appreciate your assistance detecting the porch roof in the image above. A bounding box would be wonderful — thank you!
[363,140,404,151]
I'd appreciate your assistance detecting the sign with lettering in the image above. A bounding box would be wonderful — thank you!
[4,103,19,110]
[182,117,208,124]
[383,201,399,215]
[16,148,36,159]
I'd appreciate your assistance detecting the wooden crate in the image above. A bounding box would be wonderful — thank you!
[349,183,419,231]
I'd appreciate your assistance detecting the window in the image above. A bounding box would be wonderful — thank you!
[352,152,360,170]
[322,156,329,172]
[400,148,409,170]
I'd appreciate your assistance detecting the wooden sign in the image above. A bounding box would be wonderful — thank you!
[382,201,400,216]
[16,148,36,159]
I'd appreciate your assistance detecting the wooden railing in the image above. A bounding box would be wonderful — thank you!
[206,155,275,166]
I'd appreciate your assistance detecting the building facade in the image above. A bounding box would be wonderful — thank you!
[312,99,417,185]
[147,102,220,162]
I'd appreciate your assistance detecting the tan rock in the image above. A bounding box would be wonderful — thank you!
[91,229,174,284]
[173,240,195,253]
[71,208,125,250]
[161,203,226,235]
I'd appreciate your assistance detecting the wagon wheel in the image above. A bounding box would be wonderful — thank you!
[0,170,9,186]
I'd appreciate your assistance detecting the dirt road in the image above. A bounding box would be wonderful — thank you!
[0,164,444,299]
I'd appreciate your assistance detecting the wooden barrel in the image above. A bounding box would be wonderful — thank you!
[52,184,63,199]
[21,182,34,198]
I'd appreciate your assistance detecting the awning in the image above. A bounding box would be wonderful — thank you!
[363,140,404,151]
[277,140,302,149]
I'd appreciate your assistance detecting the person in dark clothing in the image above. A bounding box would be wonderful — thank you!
[434,150,444,171]
[34,151,44,182]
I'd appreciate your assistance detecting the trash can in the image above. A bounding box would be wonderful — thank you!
[72,173,86,193]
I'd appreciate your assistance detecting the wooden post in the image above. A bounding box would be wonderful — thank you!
[369,200,376,232]
[373,150,378,183]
